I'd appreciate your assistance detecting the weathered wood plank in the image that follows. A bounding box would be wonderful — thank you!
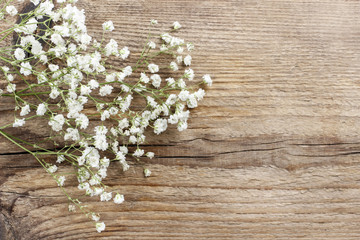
[2,0,360,239]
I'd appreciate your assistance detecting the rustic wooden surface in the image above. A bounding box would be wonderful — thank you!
[2,0,360,239]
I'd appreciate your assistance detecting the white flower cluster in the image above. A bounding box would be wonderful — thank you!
[0,0,212,233]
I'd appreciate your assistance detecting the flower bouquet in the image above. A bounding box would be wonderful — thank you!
[0,0,212,232]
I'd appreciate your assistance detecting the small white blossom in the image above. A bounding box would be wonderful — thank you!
[173,21,181,30]
[88,79,99,89]
[184,55,192,66]
[187,95,198,108]
[64,128,80,141]
[96,222,106,233]
[187,42,194,51]
[184,68,194,81]
[166,77,175,85]
[194,88,205,101]
[176,55,182,64]
[144,168,151,177]
[120,46,130,60]
[154,118,167,135]
[202,74,212,86]
[80,85,91,95]
[140,72,150,83]
[92,213,100,222]
[48,114,65,132]
[105,39,118,56]
[94,134,108,151]
[57,176,66,186]
[57,155,65,163]
[133,149,144,158]
[151,74,161,88]
[146,152,155,159]
[6,6,17,16]
[102,20,114,32]
[13,118,25,127]
[178,90,190,101]
[48,165,58,173]
[147,41,156,49]
[14,48,25,60]
[20,62,32,76]
[148,63,159,73]
[100,192,112,201]
[99,85,113,96]
[68,205,76,212]
[30,0,40,5]
[150,19,158,25]
[178,120,188,131]
[49,64,59,72]
[76,114,89,129]
[20,104,30,116]
[170,62,178,71]
[114,193,124,204]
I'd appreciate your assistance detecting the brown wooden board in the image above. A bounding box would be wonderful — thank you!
[2,0,360,239]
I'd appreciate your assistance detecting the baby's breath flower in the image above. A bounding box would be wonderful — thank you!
[146,152,155,159]
[48,165,58,173]
[147,41,156,49]
[13,118,25,128]
[178,120,188,131]
[31,0,40,5]
[64,128,80,141]
[187,42,194,51]
[133,149,144,158]
[187,95,198,108]
[194,88,206,101]
[114,193,124,204]
[202,74,212,86]
[88,79,99,89]
[20,62,32,76]
[173,21,181,30]
[57,155,65,163]
[49,64,59,72]
[120,46,130,60]
[144,168,151,177]
[99,85,113,96]
[170,61,178,71]
[150,19,158,25]
[68,204,76,212]
[14,48,25,60]
[105,39,118,56]
[151,74,161,88]
[92,213,100,222]
[184,68,194,81]
[177,47,183,54]
[57,176,66,186]
[176,55,182,64]
[165,77,175,85]
[48,114,65,132]
[20,104,30,116]
[96,222,105,233]
[154,118,167,135]
[6,5,18,16]
[140,72,150,83]
[102,20,114,32]
[148,63,159,73]
[184,55,192,66]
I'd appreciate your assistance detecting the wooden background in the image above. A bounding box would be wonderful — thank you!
[2,0,360,239]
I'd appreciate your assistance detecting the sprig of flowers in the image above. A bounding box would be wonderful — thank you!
[0,0,212,233]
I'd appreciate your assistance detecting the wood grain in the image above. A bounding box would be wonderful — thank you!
[2,0,360,239]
